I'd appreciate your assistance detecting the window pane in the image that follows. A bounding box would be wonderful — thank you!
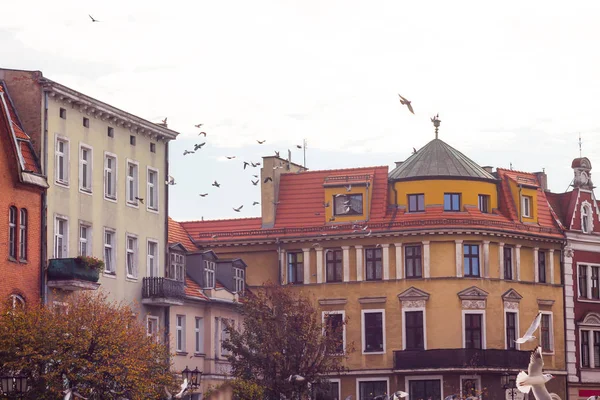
[364,312,383,352]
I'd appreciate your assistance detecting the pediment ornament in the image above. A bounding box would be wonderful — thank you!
[501,289,523,302]
[458,286,489,300]
[581,312,600,326]
[398,287,430,301]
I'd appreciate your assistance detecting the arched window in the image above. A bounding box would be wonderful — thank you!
[19,209,27,260]
[8,206,17,259]
[9,294,25,309]
[582,202,594,234]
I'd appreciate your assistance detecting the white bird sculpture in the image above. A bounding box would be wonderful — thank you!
[516,346,554,400]
[515,311,542,344]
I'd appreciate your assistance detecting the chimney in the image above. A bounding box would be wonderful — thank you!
[482,166,494,174]
[535,170,548,191]
[260,155,306,228]
[394,161,404,168]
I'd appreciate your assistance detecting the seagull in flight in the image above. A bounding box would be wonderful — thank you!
[183,150,195,156]
[253,201,260,205]
[516,311,542,343]
[398,94,414,114]
[226,156,236,159]
[194,143,206,151]
[165,175,176,185]
[257,140,266,144]
[194,123,203,128]
[88,14,99,22]
[392,393,408,400]
[252,180,259,186]
[516,346,554,400]
[287,375,305,383]
[165,378,188,399]
[198,131,207,137]
[264,177,273,183]
[199,193,208,197]
[212,181,221,188]
[233,205,243,212]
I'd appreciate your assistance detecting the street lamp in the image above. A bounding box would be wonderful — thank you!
[501,372,517,400]
[181,366,203,392]
[0,374,28,398]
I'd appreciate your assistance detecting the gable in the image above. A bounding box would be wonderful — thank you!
[501,288,523,302]
[397,286,430,301]
[457,286,488,300]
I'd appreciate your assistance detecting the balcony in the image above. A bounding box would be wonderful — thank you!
[393,348,530,371]
[47,258,101,291]
[142,277,185,306]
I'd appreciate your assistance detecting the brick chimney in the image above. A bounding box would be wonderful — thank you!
[482,166,494,174]
[260,155,306,228]
[535,170,548,191]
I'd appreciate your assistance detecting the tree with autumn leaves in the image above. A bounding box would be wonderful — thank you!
[0,292,177,400]
[221,284,354,400]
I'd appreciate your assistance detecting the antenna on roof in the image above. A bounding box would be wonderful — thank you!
[431,114,441,139]
[510,162,513,170]
[303,138,307,168]
[579,132,582,158]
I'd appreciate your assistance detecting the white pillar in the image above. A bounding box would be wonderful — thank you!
[280,249,287,285]
[342,246,350,282]
[534,247,539,283]
[549,249,555,284]
[455,240,463,277]
[355,245,363,282]
[395,243,403,279]
[422,241,431,278]
[316,247,324,284]
[381,244,390,280]
[498,242,505,279]
[302,248,311,284]
[483,240,490,278]
[590,330,595,368]
[515,245,521,281]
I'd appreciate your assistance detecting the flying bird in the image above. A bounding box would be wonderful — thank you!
[398,94,414,114]
[365,229,372,236]
[165,176,176,185]
[323,202,330,207]
[287,375,305,383]
[226,156,236,159]
[252,162,261,167]
[253,201,260,205]
[183,150,195,156]
[173,378,189,399]
[273,164,283,170]
[212,181,221,188]
[64,388,88,400]
[345,185,352,192]
[257,140,266,144]
[296,144,302,149]
[264,177,273,183]
[391,393,408,400]
[88,14,99,22]
[199,193,208,197]
[233,205,243,212]
[135,197,144,204]
[194,143,206,151]
[329,216,335,222]
[516,346,554,400]
[243,162,250,169]
[252,174,259,178]
[516,312,542,344]
[252,180,259,186]
[195,123,203,128]
[587,397,600,400]
[198,131,207,137]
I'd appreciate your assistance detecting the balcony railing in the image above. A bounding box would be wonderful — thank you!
[47,258,100,291]
[394,348,530,370]
[142,277,185,306]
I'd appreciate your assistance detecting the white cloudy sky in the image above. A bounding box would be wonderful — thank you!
[3,0,600,221]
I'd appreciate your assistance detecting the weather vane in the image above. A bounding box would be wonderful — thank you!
[431,114,440,139]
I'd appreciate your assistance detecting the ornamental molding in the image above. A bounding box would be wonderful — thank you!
[358,296,387,304]
[457,286,489,300]
[501,289,523,302]
[579,312,600,327]
[398,286,430,301]
[462,300,486,309]
[537,299,555,307]
[318,298,347,306]
[504,301,519,310]
[402,300,426,309]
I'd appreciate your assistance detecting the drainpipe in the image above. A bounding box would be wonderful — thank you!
[164,140,170,348]
[40,91,49,305]
[276,238,282,285]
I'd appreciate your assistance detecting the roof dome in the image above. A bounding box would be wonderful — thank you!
[389,139,496,181]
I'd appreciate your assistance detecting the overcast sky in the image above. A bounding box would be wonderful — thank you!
[3,1,600,221]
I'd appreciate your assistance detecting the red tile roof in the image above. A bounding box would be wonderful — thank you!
[184,277,209,300]
[168,217,196,251]
[545,191,571,228]
[181,217,262,239]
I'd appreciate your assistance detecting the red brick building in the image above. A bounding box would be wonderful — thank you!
[547,157,600,400]
[0,82,47,307]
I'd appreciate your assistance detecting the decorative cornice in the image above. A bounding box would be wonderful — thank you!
[318,298,347,306]
[537,299,555,307]
[358,296,387,304]
[458,286,489,300]
[578,312,600,327]
[501,289,523,302]
[398,286,430,301]
[41,79,179,141]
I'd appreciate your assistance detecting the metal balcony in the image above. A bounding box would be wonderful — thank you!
[142,277,185,306]
[393,348,530,371]
[47,258,101,291]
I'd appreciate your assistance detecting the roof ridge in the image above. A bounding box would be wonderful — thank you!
[281,165,388,176]
[496,167,538,176]
[180,216,262,224]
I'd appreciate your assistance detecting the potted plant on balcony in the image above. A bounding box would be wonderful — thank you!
[76,256,105,272]
[48,256,103,283]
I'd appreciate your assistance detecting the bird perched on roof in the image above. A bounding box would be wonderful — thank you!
[516,312,542,343]
[161,117,168,124]
[516,346,554,400]
[398,94,414,114]
[275,151,280,157]
[412,147,417,154]
[165,175,176,185]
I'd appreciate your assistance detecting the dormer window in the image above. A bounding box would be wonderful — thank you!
[444,193,461,212]
[204,260,215,288]
[234,267,245,293]
[169,252,185,282]
[522,196,532,218]
[582,202,593,233]
[333,194,363,216]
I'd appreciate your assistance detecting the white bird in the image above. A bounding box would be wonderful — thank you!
[392,391,409,400]
[64,389,88,400]
[516,346,554,400]
[587,396,600,400]
[171,378,188,399]
[344,396,353,400]
[515,311,542,343]
[287,374,305,382]
[444,396,458,400]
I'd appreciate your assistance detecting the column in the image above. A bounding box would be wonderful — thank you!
[302,248,311,284]
[422,241,431,278]
[455,240,463,277]
[395,243,403,279]
[515,245,521,281]
[280,249,287,285]
[549,249,555,284]
[381,244,390,280]
[316,247,324,284]
[533,247,539,282]
[342,246,350,282]
[355,245,364,282]
[483,240,490,278]
[498,242,505,279]
[589,330,595,368]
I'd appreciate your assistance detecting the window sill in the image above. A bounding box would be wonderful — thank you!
[103,272,117,279]
[146,207,159,214]
[104,195,117,203]
[194,352,206,357]
[542,350,555,356]
[126,202,140,209]
[126,276,138,282]
[79,188,93,196]
[407,210,425,214]
[19,259,28,264]
[55,180,70,188]
[176,351,188,356]
[578,298,600,303]
[7,257,18,263]
[405,276,423,280]
[363,350,385,355]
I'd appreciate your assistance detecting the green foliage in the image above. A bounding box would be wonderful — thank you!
[0,292,176,399]
[222,283,353,400]
[76,255,105,271]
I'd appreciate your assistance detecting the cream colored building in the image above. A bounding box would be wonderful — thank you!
[0,69,180,333]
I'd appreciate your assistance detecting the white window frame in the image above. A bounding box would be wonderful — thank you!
[462,310,487,349]
[195,317,204,354]
[170,252,185,281]
[356,377,389,400]
[234,267,245,293]
[361,309,386,355]
[104,152,117,201]
[322,310,346,355]
[459,375,481,399]
[9,294,25,309]
[221,318,232,357]
[103,228,116,275]
[503,308,520,350]
[78,221,92,257]
[54,215,69,258]
[540,311,554,354]
[579,326,600,369]
[204,260,216,289]
[576,262,600,302]
[147,167,159,213]
[54,135,70,186]
[402,305,427,350]
[18,208,27,261]
[147,239,159,277]
[125,233,138,279]
[147,315,159,338]
[404,375,444,400]
[521,195,532,218]
[126,159,139,208]
[78,143,93,194]
[318,378,341,400]
[582,201,594,233]
[176,314,186,352]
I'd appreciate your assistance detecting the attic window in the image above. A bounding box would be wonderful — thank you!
[150,143,156,153]
[130,135,136,146]
[59,108,66,119]
[204,260,215,289]
[333,194,363,216]
[169,253,185,282]
[83,117,89,128]
[582,202,593,233]
[107,127,114,138]
[522,196,532,218]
